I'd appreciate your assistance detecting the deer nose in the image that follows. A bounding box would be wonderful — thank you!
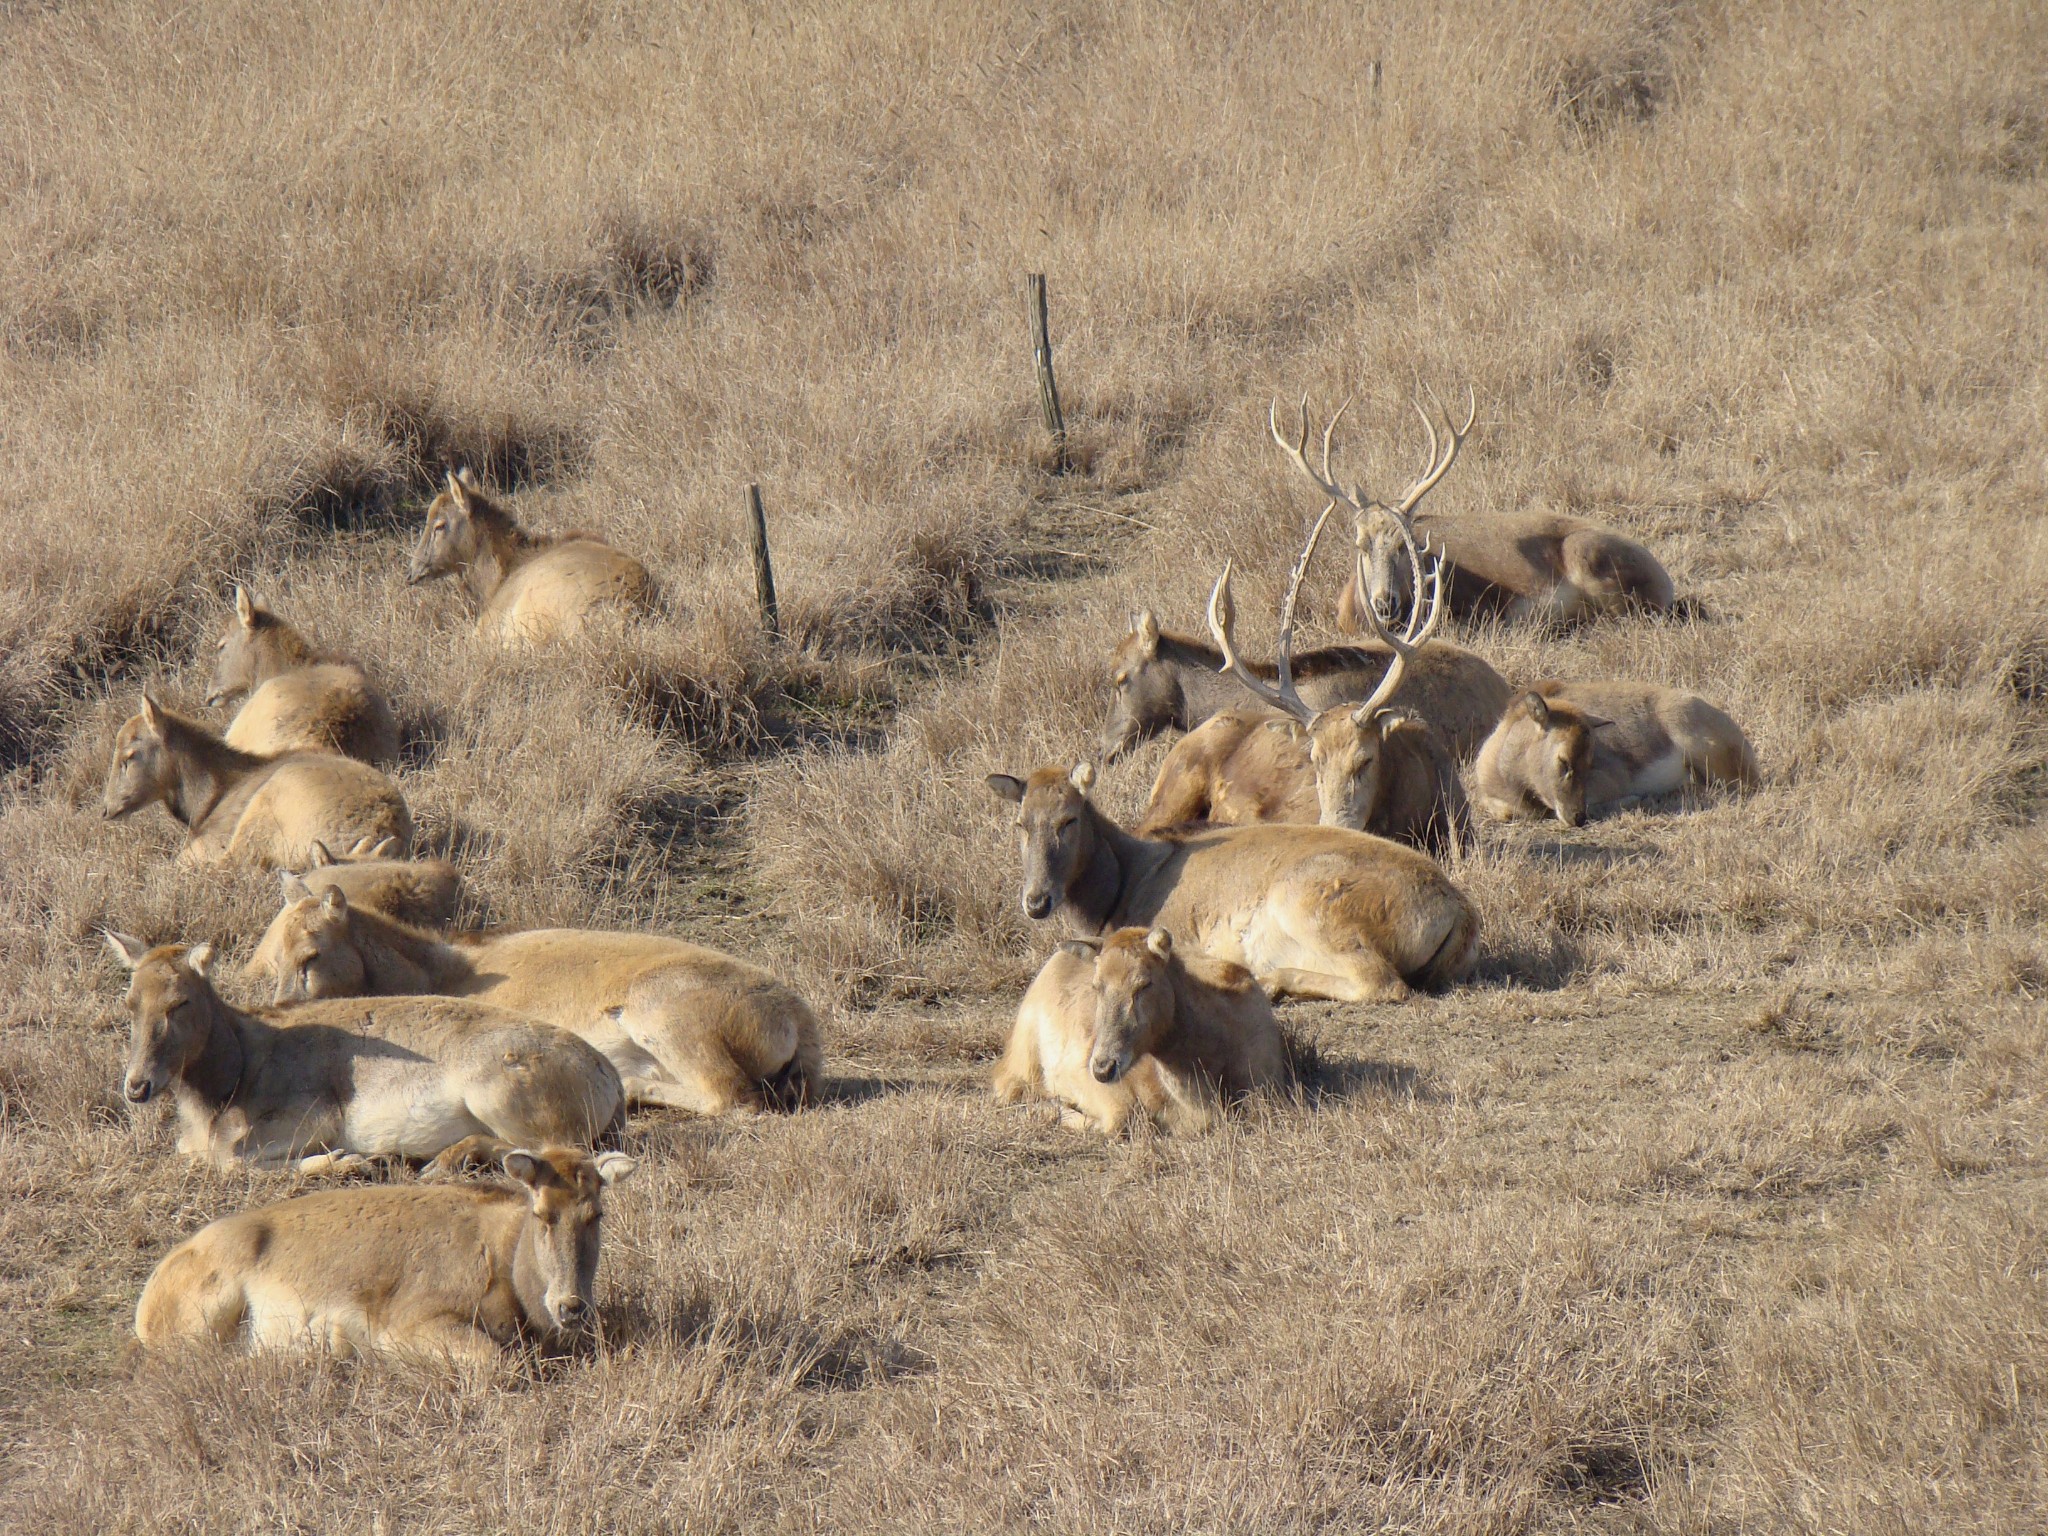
[1090,1056,1120,1084]
[1023,891,1053,921]
[554,1296,589,1328]
[124,1077,152,1104]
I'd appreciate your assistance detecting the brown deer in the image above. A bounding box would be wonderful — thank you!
[985,763,1476,1003]
[206,585,399,764]
[250,884,822,1115]
[1318,393,1674,631]
[1472,681,1761,826]
[135,1145,635,1369]
[107,935,623,1178]
[994,927,1291,1135]
[102,694,410,868]
[285,836,463,927]
[406,468,655,645]
[1165,438,1471,856]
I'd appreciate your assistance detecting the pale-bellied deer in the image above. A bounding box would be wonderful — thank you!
[1323,393,1675,630]
[986,763,1477,1004]
[106,935,623,1178]
[206,586,399,764]
[1187,420,1470,856]
[134,1145,635,1368]
[406,468,656,645]
[102,694,410,868]
[1472,681,1761,826]
[250,885,822,1115]
[994,927,1291,1136]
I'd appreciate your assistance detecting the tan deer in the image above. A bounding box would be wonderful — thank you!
[406,468,655,644]
[251,885,822,1115]
[994,927,1291,1135]
[287,836,463,927]
[102,694,410,868]
[986,763,1477,1003]
[1323,393,1674,631]
[135,1145,635,1369]
[1472,681,1761,826]
[206,585,399,764]
[106,935,623,1177]
[1173,442,1471,856]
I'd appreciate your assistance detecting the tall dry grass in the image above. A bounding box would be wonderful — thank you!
[2,0,2045,1530]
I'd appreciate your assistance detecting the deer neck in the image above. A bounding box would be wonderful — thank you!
[1158,634,1257,726]
[462,507,546,606]
[172,997,252,1120]
[355,910,473,993]
[1063,805,1148,935]
[160,718,267,828]
[248,623,320,684]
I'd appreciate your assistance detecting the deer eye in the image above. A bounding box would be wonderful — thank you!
[1112,671,1128,687]
[1054,817,1077,835]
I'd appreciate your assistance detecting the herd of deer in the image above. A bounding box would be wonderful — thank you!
[95,394,1758,1370]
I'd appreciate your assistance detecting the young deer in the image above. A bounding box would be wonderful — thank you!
[206,586,399,764]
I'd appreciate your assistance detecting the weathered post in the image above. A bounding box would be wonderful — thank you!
[745,482,779,639]
[1027,272,1068,472]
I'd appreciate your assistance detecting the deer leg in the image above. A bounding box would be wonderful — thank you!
[421,1134,515,1182]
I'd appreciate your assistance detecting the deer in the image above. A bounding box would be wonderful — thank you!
[284,836,463,928]
[1472,681,1761,826]
[1326,393,1674,631]
[101,694,410,868]
[250,883,822,1115]
[406,468,655,645]
[994,926,1291,1136]
[985,762,1477,1004]
[1099,607,1510,767]
[106,935,624,1178]
[134,1145,635,1369]
[205,585,399,764]
[1149,409,1473,857]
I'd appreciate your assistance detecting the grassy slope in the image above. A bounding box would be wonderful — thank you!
[2,0,2045,1530]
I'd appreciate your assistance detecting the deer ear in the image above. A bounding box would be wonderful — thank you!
[1133,609,1161,654]
[1514,692,1552,729]
[444,472,471,514]
[233,585,258,628]
[1144,927,1173,959]
[456,465,481,491]
[185,943,215,978]
[103,931,150,968]
[984,773,1026,804]
[1581,714,1616,732]
[502,1149,543,1188]
[306,840,335,867]
[280,873,315,904]
[318,887,348,919]
[594,1151,637,1186]
[366,836,398,858]
[138,693,163,731]
[1069,761,1096,794]
[1057,937,1102,962]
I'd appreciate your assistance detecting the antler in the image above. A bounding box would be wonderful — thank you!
[1347,526,1447,721]
[1390,385,1476,520]
[1206,498,1340,725]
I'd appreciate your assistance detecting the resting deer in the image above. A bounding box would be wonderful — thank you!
[986,762,1476,1004]
[102,694,410,868]
[251,884,822,1115]
[1153,408,1472,856]
[206,585,399,764]
[1323,392,1674,631]
[285,836,463,928]
[135,1145,635,1369]
[1472,682,1760,826]
[994,926,1291,1136]
[406,468,655,645]
[107,935,623,1178]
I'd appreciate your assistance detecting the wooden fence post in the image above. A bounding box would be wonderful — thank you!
[1027,272,1068,472]
[745,482,780,639]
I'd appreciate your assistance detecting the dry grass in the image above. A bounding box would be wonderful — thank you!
[2,0,2046,1530]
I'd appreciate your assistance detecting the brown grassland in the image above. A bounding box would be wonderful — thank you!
[2,0,2046,1529]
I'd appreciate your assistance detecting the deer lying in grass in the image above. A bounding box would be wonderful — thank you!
[1314,392,1674,631]
[135,1145,635,1368]
[1099,607,1509,765]
[1149,439,1471,855]
[206,585,398,764]
[994,927,1291,1135]
[406,468,655,644]
[986,763,1476,1003]
[1472,682,1761,826]
[106,935,623,1177]
[102,695,410,868]
[251,884,822,1115]
[288,836,463,927]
